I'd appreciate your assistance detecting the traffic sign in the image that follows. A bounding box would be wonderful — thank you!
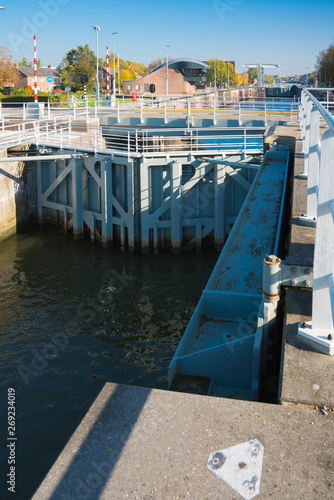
[47,76,53,83]
[80,74,89,85]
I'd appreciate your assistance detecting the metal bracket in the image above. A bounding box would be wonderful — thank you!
[263,255,313,302]
[280,262,313,289]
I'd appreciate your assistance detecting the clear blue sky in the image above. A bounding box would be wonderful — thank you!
[0,0,333,76]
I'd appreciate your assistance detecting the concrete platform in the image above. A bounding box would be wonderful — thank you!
[33,382,334,500]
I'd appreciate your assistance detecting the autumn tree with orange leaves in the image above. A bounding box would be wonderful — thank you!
[0,46,19,88]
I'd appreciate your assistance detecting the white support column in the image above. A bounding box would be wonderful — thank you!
[126,160,135,252]
[140,159,150,251]
[140,101,144,124]
[298,129,334,355]
[299,105,320,227]
[171,161,182,254]
[299,97,313,178]
[71,159,84,239]
[101,157,113,246]
[37,160,43,225]
[214,163,226,250]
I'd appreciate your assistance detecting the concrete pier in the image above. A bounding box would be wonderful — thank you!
[32,123,334,499]
[32,382,333,499]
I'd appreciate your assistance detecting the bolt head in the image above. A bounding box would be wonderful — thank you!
[328,334,333,341]
[302,322,307,328]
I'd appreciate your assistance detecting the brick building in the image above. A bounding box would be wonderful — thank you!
[15,67,62,92]
[123,58,209,96]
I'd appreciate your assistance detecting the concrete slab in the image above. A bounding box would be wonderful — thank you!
[280,289,334,408]
[33,382,334,500]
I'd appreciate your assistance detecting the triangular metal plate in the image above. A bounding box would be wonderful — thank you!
[207,439,264,499]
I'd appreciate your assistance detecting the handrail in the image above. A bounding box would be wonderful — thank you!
[302,89,334,134]
[297,88,334,354]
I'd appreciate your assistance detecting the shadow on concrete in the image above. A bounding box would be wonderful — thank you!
[47,384,151,500]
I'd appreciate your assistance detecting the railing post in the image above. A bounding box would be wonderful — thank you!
[23,103,26,120]
[69,116,72,145]
[298,128,334,355]
[264,101,267,126]
[127,131,130,160]
[300,96,313,178]
[213,96,216,126]
[35,121,40,148]
[299,105,320,227]
[140,100,144,124]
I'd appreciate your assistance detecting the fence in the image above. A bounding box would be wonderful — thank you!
[0,115,266,158]
[297,88,334,354]
[0,95,300,127]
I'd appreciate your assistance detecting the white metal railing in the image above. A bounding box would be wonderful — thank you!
[0,95,300,126]
[297,88,334,355]
[0,115,266,158]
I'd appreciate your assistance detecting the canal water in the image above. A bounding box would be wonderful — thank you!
[0,227,217,499]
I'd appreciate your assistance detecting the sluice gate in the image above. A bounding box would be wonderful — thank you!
[36,150,261,253]
[168,147,291,399]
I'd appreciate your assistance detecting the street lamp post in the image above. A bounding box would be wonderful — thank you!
[93,25,100,105]
[214,58,216,91]
[113,32,118,96]
[166,44,170,99]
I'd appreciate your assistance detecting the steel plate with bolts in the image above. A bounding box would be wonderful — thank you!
[207,439,264,499]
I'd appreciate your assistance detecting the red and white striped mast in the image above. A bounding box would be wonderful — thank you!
[106,46,110,95]
[33,34,38,102]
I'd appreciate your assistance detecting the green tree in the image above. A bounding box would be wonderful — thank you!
[264,74,274,85]
[247,67,258,83]
[316,42,334,86]
[17,56,42,67]
[58,44,102,91]
[71,57,96,90]
[206,59,235,86]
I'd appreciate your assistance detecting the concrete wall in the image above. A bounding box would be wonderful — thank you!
[0,148,37,242]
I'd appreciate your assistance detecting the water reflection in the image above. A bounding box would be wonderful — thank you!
[0,227,217,497]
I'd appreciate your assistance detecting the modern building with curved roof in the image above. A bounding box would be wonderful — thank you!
[122,58,210,96]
